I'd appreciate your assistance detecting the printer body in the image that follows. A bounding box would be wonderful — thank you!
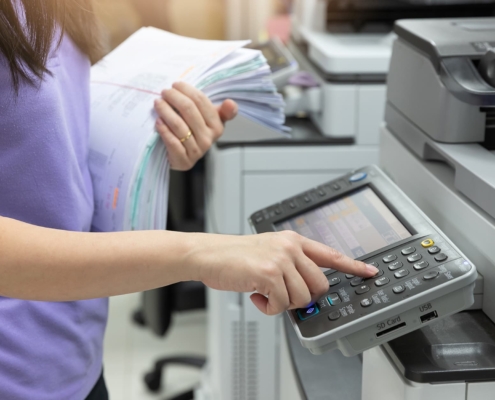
[288,0,495,143]
[364,17,495,400]
[198,7,495,400]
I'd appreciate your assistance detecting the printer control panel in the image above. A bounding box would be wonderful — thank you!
[250,166,477,356]
[296,236,466,338]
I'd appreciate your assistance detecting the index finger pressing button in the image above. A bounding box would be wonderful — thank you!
[350,277,364,287]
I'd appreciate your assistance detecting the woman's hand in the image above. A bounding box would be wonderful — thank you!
[154,82,238,171]
[183,231,380,316]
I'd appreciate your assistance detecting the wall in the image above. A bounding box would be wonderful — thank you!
[95,0,225,53]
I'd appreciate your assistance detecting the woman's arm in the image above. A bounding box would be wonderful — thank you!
[0,216,377,314]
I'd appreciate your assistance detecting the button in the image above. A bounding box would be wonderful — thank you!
[407,253,422,263]
[317,189,326,197]
[356,285,371,295]
[389,261,403,271]
[435,253,448,262]
[375,277,390,287]
[327,293,342,306]
[328,311,341,321]
[365,269,384,280]
[373,269,385,278]
[393,285,406,294]
[401,247,416,256]
[329,277,341,287]
[428,246,441,255]
[303,195,311,203]
[413,261,429,271]
[346,274,355,279]
[421,239,435,248]
[289,202,296,209]
[332,183,341,191]
[394,269,410,279]
[424,271,440,281]
[350,277,364,287]
[383,254,398,263]
[369,262,379,268]
[274,208,282,215]
[349,172,368,183]
[255,216,263,224]
[361,298,373,308]
[297,305,320,320]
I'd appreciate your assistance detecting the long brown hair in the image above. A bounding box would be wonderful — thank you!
[0,0,102,91]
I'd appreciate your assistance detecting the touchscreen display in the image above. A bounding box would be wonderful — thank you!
[275,187,411,259]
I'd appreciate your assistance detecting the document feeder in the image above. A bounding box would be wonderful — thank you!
[249,165,477,356]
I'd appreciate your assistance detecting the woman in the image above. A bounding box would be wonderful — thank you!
[0,1,378,399]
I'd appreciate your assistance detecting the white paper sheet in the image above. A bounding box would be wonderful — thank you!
[89,27,287,232]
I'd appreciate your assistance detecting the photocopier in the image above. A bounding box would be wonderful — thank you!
[287,0,495,142]
[363,18,495,400]
[198,6,495,400]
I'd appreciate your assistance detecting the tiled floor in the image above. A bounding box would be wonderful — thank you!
[103,293,207,400]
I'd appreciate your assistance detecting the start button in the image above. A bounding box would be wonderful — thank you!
[421,239,435,248]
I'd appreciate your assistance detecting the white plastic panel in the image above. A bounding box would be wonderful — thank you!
[205,146,242,234]
[363,346,466,400]
[305,31,395,75]
[380,127,495,324]
[279,318,303,400]
[312,84,357,138]
[467,381,495,400]
[243,145,379,172]
[357,85,387,145]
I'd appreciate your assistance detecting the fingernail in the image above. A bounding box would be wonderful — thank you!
[366,264,379,275]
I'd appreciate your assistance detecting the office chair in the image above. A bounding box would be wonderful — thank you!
[133,281,206,400]
[134,166,207,399]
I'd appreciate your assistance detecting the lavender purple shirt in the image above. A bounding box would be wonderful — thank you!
[0,31,108,399]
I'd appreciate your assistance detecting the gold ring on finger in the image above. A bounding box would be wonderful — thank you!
[180,130,193,143]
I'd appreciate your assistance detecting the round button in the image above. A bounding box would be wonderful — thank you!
[428,246,441,255]
[424,271,440,281]
[414,261,429,271]
[373,269,385,278]
[356,285,371,295]
[328,311,341,321]
[349,172,368,183]
[393,285,406,294]
[389,261,403,271]
[350,277,364,287]
[361,298,373,308]
[329,277,341,287]
[383,254,398,263]
[421,239,435,248]
[435,253,449,262]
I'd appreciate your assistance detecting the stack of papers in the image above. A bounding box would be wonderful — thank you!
[89,27,287,233]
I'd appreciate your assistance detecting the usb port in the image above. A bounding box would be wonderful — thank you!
[376,322,407,338]
[420,311,438,324]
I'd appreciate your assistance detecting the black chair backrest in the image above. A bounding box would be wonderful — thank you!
[141,281,206,337]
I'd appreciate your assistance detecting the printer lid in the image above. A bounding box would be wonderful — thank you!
[296,26,395,75]
[395,18,495,63]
